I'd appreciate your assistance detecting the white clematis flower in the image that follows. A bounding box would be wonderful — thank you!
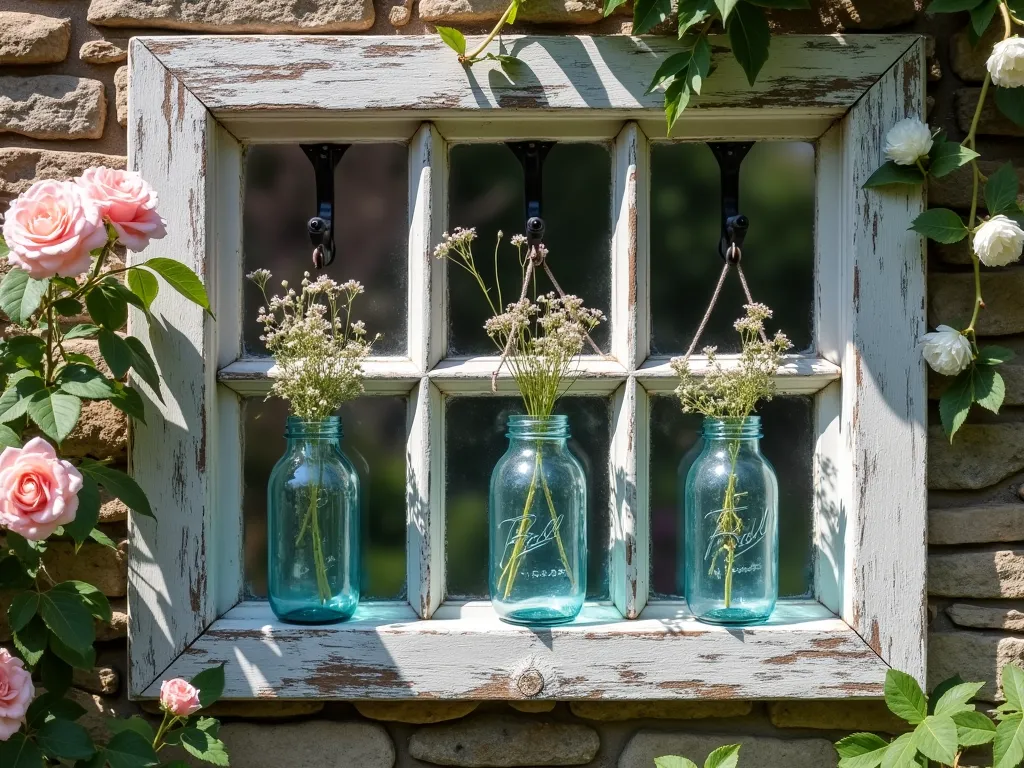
[987,37,1024,89]
[921,325,973,376]
[974,215,1024,267]
[884,119,934,166]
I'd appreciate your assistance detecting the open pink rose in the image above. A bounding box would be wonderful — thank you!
[160,678,201,717]
[0,649,33,741]
[0,437,83,541]
[2,180,107,279]
[76,167,166,252]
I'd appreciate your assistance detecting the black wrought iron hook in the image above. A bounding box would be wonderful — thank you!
[301,143,349,269]
[708,142,754,265]
[507,141,554,249]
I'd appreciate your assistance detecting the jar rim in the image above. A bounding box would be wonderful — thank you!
[702,415,762,438]
[507,414,570,438]
[285,414,343,438]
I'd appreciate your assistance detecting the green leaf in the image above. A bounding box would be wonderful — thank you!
[885,669,927,725]
[26,389,82,444]
[190,663,226,708]
[678,0,714,36]
[703,744,740,768]
[745,0,809,5]
[985,162,1021,215]
[933,681,985,716]
[0,554,34,590]
[940,367,976,440]
[6,530,41,571]
[836,732,890,768]
[63,324,100,341]
[63,475,100,545]
[863,161,926,188]
[436,26,466,55]
[57,364,116,400]
[177,728,229,767]
[714,0,741,21]
[49,632,96,670]
[976,368,1006,414]
[0,423,21,449]
[970,0,999,34]
[60,580,112,623]
[1004,664,1024,711]
[995,713,1024,768]
[727,2,770,87]
[0,269,49,326]
[3,336,46,370]
[142,258,212,314]
[633,0,672,34]
[880,732,918,768]
[0,733,46,768]
[89,527,118,549]
[8,591,39,633]
[105,731,160,768]
[124,336,160,394]
[654,758,698,768]
[52,297,83,317]
[0,374,45,424]
[27,691,87,728]
[36,717,95,761]
[39,583,96,653]
[910,208,968,243]
[39,649,73,696]
[996,86,1024,128]
[85,282,128,331]
[506,0,519,23]
[78,459,153,518]
[912,714,957,764]
[926,0,985,11]
[108,384,147,424]
[928,139,980,179]
[978,345,1015,365]
[98,328,133,379]
[126,269,160,311]
[954,710,997,746]
[107,717,157,742]
[13,617,48,667]
[604,0,630,16]
[664,76,693,133]
[648,52,698,94]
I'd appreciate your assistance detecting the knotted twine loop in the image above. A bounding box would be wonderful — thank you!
[491,243,604,391]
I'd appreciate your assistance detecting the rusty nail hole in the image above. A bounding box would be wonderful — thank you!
[516,668,545,697]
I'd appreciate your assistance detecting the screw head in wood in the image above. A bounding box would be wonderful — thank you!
[516,668,545,697]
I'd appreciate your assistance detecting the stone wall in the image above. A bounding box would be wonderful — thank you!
[2,0,1023,766]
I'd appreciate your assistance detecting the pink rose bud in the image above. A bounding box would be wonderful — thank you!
[2,179,107,279]
[159,678,201,717]
[0,648,34,741]
[0,437,83,541]
[76,167,167,252]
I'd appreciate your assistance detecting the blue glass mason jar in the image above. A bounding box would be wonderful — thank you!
[489,415,587,625]
[683,416,778,625]
[267,416,360,624]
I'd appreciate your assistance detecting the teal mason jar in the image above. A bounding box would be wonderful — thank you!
[489,415,587,625]
[683,416,778,625]
[267,416,360,624]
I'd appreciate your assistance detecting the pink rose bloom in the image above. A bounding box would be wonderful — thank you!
[0,648,33,741]
[160,678,201,717]
[2,180,107,279]
[76,167,166,252]
[0,437,83,541]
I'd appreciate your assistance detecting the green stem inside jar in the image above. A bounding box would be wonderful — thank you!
[709,438,745,609]
[294,458,333,604]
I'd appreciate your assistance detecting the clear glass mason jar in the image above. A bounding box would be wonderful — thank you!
[267,416,360,624]
[683,416,778,625]
[488,415,587,625]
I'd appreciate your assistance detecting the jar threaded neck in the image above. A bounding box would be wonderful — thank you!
[507,414,570,439]
[285,415,343,440]
[702,416,762,439]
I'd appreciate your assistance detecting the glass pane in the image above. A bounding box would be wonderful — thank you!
[243,396,407,600]
[243,143,409,356]
[446,143,612,356]
[649,142,815,355]
[445,396,611,600]
[648,395,814,598]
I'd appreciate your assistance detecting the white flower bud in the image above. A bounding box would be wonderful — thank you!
[884,119,934,166]
[987,37,1024,89]
[974,215,1024,267]
[921,325,973,376]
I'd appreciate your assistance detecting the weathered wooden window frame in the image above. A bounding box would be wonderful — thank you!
[126,34,927,701]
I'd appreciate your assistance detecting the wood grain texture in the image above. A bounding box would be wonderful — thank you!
[408,380,445,619]
[611,379,648,619]
[145,601,887,700]
[409,123,446,372]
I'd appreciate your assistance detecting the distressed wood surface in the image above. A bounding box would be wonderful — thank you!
[145,600,887,700]
[638,355,841,395]
[218,357,420,396]
[611,380,648,619]
[140,35,919,122]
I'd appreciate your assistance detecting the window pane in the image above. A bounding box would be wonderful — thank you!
[446,143,612,356]
[649,142,815,355]
[242,396,407,600]
[445,396,611,600]
[648,395,814,598]
[243,143,409,356]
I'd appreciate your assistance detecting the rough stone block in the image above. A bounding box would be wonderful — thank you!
[145,700,324,718]
[929,161,1024,212]
[80,39,128,65]
[957,88,1024,138]
[619,732,838,768]
[0,148,126,206]
[0,76,106,141]
[87,0,374,33]
[420,0,602,24]
[929,631,1024,702]
[930,240,972,267]
[929,549,1024,598]
[409,715,599,766]
[508,700,557,713]
[570,701,752,721]
[212,722,394,767]
[73,665,120,696]
[42,540,128,597]
[952,22,1001,83]
[66,687,139,741]
[0,12,71,65]
[929,269,1024,337]
[948,603,1024,632]
[827,0,919,29]
[928,424,1024,491]
[355,701,478,724]
[114,65,127,127]
[57,400,128,462]
[930,505,1024,545]
[96,598,127,641]
[768,700,910,733]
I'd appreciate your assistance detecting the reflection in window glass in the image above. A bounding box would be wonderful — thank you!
[445,396,611,600]
[243,397,407,600]
[243,144,409,356]
[446,143,612,355]
[650,142,815,355]
[648,395,813,598]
